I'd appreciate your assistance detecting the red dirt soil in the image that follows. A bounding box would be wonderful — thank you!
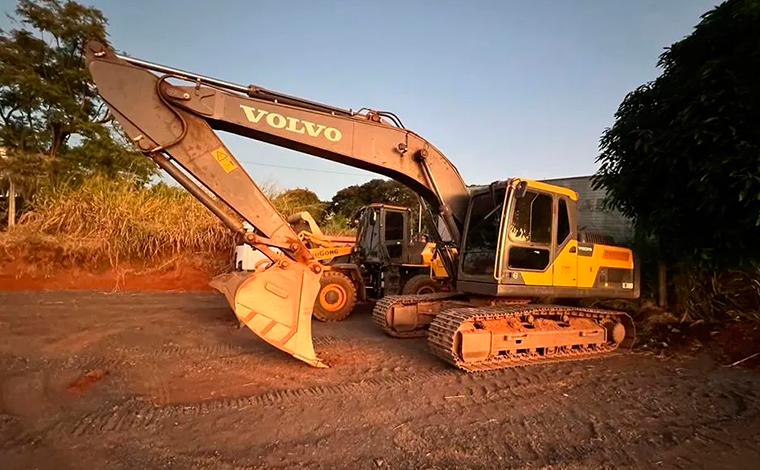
[1,291,759,470]
[66,369,108,395]
[637,316,760,372]
[0,261,216,291]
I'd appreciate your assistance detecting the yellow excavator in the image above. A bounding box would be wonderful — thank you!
[85,41,638,372]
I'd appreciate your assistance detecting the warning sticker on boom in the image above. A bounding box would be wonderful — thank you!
[211,147,238,173]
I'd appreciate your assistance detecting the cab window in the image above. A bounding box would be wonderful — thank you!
[461,188,506,275]
[384,211,405,241]
[557,198,570,246]
[509,191,552,244]
[507,190,552,271]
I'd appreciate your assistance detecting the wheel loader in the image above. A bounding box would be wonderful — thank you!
[236,204,451,321]
[349,203,451,299]
[85,41,638,372]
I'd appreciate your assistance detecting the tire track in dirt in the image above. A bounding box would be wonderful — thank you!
[514,373,757,467]
[31,368,458,440]
[137,335,347,359]
[131,334,348,360]
[7,361,759,470]
[382,369,760,469]
[37,335,350,374]
[233,364,755,470]
[131,334,388,405]
[13,354,756,452]
[202,361,639,460]
[98,360,636,436]
[19,360,600,444]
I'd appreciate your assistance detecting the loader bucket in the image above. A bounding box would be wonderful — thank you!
[209,261,327,368]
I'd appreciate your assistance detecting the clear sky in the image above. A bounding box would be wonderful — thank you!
[1,0,719,200]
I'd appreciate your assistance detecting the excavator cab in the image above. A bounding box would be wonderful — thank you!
[456,178,639,299]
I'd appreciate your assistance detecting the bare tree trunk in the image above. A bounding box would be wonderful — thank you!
[657,262,667,308]
[7,178,16,228]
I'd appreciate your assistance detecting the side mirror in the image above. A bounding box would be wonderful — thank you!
[515,181,528,198]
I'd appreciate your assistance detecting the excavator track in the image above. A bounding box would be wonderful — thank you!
[427,304,635,372]
[372,293,463,338]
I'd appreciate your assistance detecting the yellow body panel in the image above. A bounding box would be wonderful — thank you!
[577,244,634,288]
[520,266,554,286]
[421,243,454,278]
[514,241,634,290]
[552,240,578,287]
[309,245,353,261]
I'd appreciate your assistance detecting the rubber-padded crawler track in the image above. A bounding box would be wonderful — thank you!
[427,304,635,372]
[371,293,462,338]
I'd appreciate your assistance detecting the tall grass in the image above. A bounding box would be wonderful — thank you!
[0,175,355,273]
[0,176,236,270]
[673,266,760,322]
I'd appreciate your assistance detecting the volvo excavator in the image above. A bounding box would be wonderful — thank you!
[85,40,638,372]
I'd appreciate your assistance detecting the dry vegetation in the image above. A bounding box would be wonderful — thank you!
[673,268,760,322]
[0,176,355,277]
[0,177,236,273]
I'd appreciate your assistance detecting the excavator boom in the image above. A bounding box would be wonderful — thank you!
[85,40,470,368]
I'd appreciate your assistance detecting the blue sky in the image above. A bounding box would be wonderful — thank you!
[1,0,719,200]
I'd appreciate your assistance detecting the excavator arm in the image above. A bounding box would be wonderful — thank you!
[84,40,470,368]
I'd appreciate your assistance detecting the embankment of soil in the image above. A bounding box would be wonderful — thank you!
[0,260,220,291]
[641,316,760,372]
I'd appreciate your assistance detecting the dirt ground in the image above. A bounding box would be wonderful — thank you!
[1,291,759,470]
[0,260,218,291]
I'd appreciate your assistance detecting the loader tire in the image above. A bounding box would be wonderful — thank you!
[401,274,441,296]
[313,271,357,322]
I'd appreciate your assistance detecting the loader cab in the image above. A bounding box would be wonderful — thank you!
[352,204,412,264]
[456,178,639,299]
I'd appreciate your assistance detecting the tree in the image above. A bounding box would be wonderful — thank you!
[271,187,327,220]
[0,0,157,207]
[329,178,421,221]
[593,0,760,271]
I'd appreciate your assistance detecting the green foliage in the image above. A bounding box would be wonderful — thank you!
[593,0,760,270]
[271,187,327,221]
[0,0,156,194]
[329,178,421,221]
[318,212,355,237]
[267,186,357,235]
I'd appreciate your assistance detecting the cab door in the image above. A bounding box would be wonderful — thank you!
[502,188,555,286]
[552,196,578,287]
[381,208,407,264]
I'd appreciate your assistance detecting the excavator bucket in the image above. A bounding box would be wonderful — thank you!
[209,261,327,368]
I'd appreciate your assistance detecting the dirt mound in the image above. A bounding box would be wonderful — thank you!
[636,313,760,371]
